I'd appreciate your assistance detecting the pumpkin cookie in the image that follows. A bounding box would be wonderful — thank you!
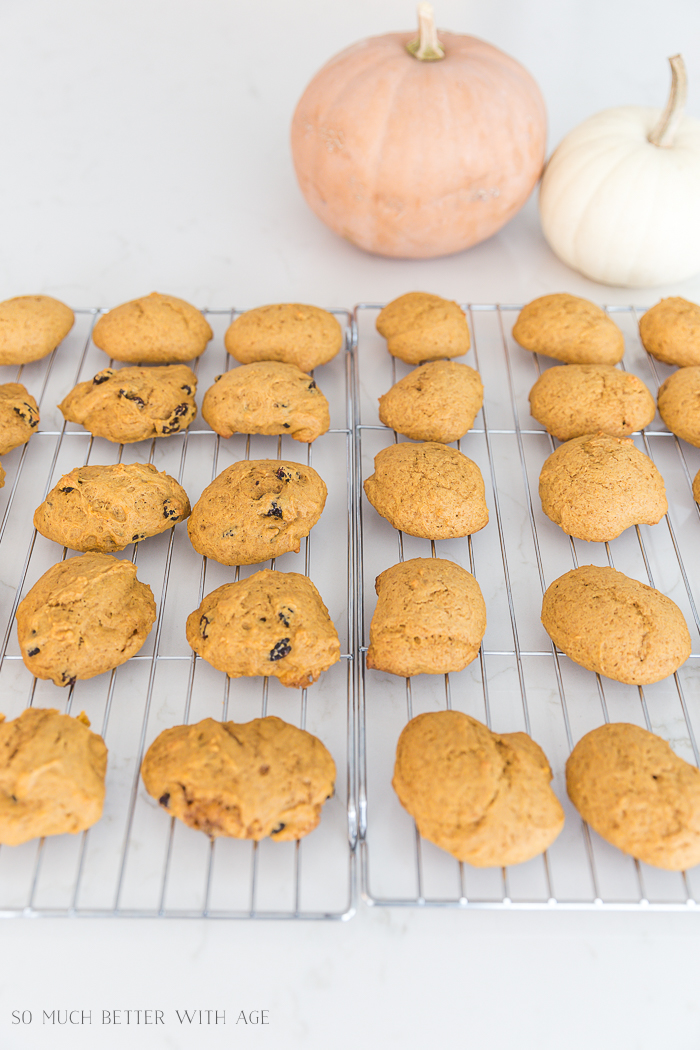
[0,708,107,846]
[539,432,667,541]
[34,463,191,552]
[366,558,486,677]
[187,459,327,566]
[16,553,156,686]
[393,711,564,867]
[541,565,691,684]
[0,464,5,488]
[141,715,335,841]
[0,383,40,455]
[224,303,343,373]
[364,441,488,539]
[58,365,197,443]
[657,366,700,447]
[0,294,74,366]
[186,569,340,687]
[202,361,330,443]
[376,292,470,364]
[378,360,483,442]
[92,292,212,363]
[566,722,700,871]
[513,294,624,364]
[529,364,655,441]
[693,469,700,504]
[639,297,700,366]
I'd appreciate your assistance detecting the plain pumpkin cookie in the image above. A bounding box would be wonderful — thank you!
[393,711,564,867]
[16,553,156,686]
[364,441,488,539]
[224,303,343,373]
[186,569,340,687]
[0,708,107,846]
[566,722,700,870]
[34,462,191,552]
[529,364,655,441]
[539,432,667,541]
[141,715,336,841]
[513,294,624,364]
[202,361,330,443]
[378,360,483,443]
[187,459,327,566]
[375,292,470,364]
[657,366,700,446]
[639,297,700,366]
[0,464,5,488]
[58,364,197,443]
[693,469,700,503]
[0,294,74,366]
[0,383,40,455]
[541,565,691,684]
[366,558,486,677]
[92,292,212,363]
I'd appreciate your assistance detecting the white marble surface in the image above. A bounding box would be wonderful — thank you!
[2,1,700,1047]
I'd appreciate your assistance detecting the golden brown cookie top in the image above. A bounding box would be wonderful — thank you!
[541,565,691,685]
[393,710,564,867]
[224,304,343,372]
[375,292,470,364]
[366,558,486,677]
[566,722,700,870]
[658,366,700,448]
[141,715,336,841]
[58,364,198,444]
[0,707,107,846]
[0,383,40,456]
[15,553,156,686]
[34,462,191,553]
[363,441,488,539]
[186,569,340,688]
[529,364,656,441]
[513,294,624,364]
[202,361,330,443]
[187,459,327,566]
[0,294,74,366]
[693,469,700,504]
[378,360,483,443]
[92,292,212,364]
[639,297,700,366]
[538,432,667,542]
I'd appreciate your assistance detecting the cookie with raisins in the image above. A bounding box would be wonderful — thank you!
[187,459,327,565]
[0,383,40,455]
[58,365,197,443]
[34,462,190,552]
[186,569,340,687]
[141,715,336,841]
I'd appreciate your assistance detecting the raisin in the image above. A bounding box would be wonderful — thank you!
[161,420,180,434]
[282,423,290,429]
[181,384,193,394]
[278,606,293,628]
[200,614,211,639]
[27,647,40,657]
[271,822,286,834]
[159,793,170,808]
[269,638,291,661]
[131,533,145,542]
[213,375,222,383]
[274,467,289,481]
[163,500,179,520]
[266,501,283,519]
[13,407,26,420]
[173,403,188,417]
[119,389,146,408]
[308,380,316,390]
[60,486,75,494]
[93,370,113,385]
[61,672,77,686]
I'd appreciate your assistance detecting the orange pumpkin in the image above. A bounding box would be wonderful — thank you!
[291,4,547,259]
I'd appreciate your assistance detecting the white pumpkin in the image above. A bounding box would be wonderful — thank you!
[539,56,700,287]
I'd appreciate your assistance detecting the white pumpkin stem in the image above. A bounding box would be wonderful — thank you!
[648,55,687,148]
[406,3,445,61]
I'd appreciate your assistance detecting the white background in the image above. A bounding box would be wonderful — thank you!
[2,1,700,1047]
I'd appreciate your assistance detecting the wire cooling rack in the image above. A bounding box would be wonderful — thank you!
[355,303,700,911]
[0,307,356,920]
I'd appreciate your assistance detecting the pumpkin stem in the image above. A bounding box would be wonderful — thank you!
[648,55,687,148]
[406,3,445,61]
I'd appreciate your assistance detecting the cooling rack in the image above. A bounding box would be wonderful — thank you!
[354,302,700,911]
[0,307,356,920]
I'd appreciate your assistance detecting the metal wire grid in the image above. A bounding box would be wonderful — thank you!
[355,302,700,911]
[0,307,356,920]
